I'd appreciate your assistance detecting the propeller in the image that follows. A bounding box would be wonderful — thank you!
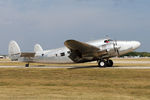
[113,40,120,56]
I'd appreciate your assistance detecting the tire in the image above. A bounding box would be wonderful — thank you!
[107,60,113,67]
[98,60,107,67]
[25,63,29,67]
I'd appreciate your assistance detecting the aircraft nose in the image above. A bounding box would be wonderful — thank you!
[132,41,141,49]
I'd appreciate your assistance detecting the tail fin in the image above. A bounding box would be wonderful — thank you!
[8,41,21,61]
[34,44,43,53]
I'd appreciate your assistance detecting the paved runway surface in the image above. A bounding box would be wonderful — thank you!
[0,66,150,69]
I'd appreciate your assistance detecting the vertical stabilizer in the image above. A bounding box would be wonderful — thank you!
[8,41,21,61]
[34,44,43,53]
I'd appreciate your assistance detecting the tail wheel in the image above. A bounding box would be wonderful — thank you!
[25,63,29,67]
[98,60,107,67]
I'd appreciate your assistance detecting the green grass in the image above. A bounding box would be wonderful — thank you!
[0,68,150,100]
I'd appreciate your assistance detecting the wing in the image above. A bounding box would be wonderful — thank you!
[64,40,100,54]
[64,40,107,62]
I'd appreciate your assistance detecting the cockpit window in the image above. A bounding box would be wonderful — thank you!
[104,39,113,43]
[60,52,65,56]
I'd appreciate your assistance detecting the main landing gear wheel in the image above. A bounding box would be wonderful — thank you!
[98,59,114,68]
[107,60,113,67]
[98,60,107,67]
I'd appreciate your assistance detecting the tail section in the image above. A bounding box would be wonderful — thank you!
[8,41,21,61]
[34,44,43,53]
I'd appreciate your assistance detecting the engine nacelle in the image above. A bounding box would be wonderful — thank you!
[99,43,117,56]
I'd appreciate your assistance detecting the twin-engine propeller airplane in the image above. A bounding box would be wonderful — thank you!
[8,38,141,67]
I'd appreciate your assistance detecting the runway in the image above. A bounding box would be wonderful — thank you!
[0,66,150,69]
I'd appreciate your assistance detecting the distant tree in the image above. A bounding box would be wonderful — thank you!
[121,52,150,57]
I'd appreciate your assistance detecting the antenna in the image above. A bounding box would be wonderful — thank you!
[105,34,110,39]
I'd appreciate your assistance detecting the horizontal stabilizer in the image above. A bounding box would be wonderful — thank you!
[20,52,35,57]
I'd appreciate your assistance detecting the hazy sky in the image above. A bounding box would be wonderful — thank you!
[0,0,150,54]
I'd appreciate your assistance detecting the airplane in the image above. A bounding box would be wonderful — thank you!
[8,38,141,67]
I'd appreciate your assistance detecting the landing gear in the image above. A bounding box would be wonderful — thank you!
[25,63,30,67]
[107,60,113,67]
[98,59,113,67]
[98,60,107,67]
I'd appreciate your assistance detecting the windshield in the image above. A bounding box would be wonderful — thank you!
[104,39,113,43]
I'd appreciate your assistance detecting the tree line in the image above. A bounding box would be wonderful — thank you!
[121,52,150,57]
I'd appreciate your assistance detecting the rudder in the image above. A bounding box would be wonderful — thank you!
[34,44,43,53]
[8,41,21,61]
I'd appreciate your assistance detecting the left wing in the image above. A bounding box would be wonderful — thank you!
[64,40,107,62]
[64,40,100,54]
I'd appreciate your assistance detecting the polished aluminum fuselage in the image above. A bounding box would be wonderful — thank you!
[19,39,141,63]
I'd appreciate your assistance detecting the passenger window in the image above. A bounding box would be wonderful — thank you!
[67,51,71,54]
[60,52,65,56]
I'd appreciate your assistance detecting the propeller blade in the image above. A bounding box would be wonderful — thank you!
[113,40,120,56]
[117,49,120,56]
[115,40,117,45]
